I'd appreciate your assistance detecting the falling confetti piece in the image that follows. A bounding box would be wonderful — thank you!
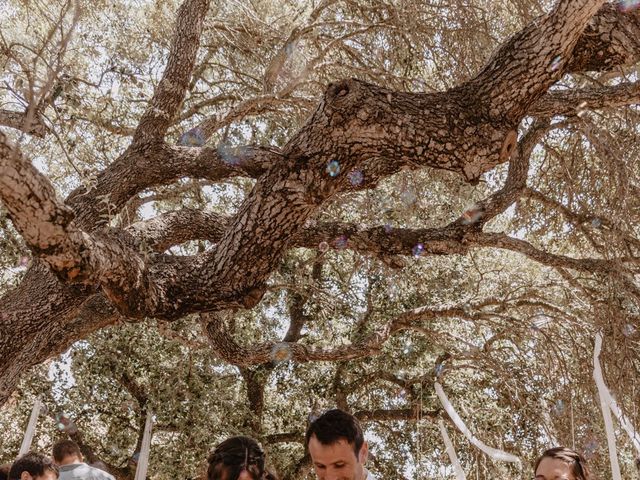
[178,127,205,147]
[461,204,484,224]
[619,0,640,13]
[334,235,348,249]
[347,170,364,186]
[326,160,340,177]
[400,188,417,207]
[552,399,565,416]
[271,343,292,363]
[550,55,563,71]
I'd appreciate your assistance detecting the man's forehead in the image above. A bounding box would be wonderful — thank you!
[309,436,357,460]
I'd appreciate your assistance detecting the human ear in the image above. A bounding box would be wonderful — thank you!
[20,472,33,480]
[358,442,369,464]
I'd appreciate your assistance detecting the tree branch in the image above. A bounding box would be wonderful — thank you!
[0,132,79,268]
[470,0,607,123]
[0,109,49,137]
[567,4,640,73]
[132,0,211,144]
[529,81,640,117]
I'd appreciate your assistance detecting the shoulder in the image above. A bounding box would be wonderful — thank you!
[85,465,116,480]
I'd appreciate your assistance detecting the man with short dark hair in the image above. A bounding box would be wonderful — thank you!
[51,441,114,480]
[305,409,376,480]
[8,452,58,480]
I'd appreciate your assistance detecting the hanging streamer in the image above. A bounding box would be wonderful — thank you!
[608,396,640,455]
[134,411,154,480]
[438,419,467,480]
[435,382,521,466]
[18,397,43,457]
[593,333,622,480]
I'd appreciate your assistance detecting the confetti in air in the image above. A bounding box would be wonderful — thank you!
[550,55,563,71]
[347,170,364,186]
[383,223,393,234]
[461,204,484,224]
[55,413,78,434]
[318,241,329,252]
[326,160,341,177]
[177,127,205,147]
[400,188,417,207]
[623,323,637,337]
[412,243,424,257]
[584,438,600,459]
[619,0,640,12]
[284,41,296,57]
[552,399,565,416]
[217,144,247,166]
[271,343,292,363]
[334,235,348,249]
[591,218,602,228]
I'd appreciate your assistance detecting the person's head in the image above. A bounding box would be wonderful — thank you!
[305,409,369,480]
[207,436,277,480]
[51,440,82,466]
[8,453,58,480]
[1,463,12,480]
[534,447,591,480]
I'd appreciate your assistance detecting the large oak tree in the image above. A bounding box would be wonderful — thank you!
[1,0,640,478]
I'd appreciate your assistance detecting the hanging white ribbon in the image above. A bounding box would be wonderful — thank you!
[438,419,467,480]
[134,411,154,480]
[435,382,521,466]
[18,397,43,457]
[608,396,640,455]
[593,332,634,479]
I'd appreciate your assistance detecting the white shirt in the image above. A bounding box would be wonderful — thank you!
[364,468,377,480]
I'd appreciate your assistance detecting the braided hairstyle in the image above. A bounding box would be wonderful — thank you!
[207,436,278,480]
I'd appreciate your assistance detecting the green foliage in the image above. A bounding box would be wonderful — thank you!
[1,0,640,479]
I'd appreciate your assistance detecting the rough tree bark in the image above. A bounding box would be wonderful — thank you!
[1,0,640,406]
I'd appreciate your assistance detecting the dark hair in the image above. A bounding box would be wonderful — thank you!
[0,464,12,480]
[207,436,277,480]
[534,447,591,480]
[52,440,82,463]
[9,452,58,480]
[305,409,364,457]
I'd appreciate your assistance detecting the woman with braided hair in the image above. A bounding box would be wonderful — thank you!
[207,436,278,480]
